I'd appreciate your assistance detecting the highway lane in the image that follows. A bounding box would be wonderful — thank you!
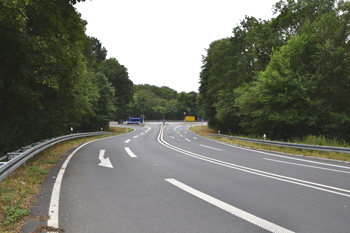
[42,122,350,232]
[159,123,350,232]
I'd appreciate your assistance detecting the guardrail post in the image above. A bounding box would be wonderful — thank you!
[7,153,22,160]
[21,146,31,152]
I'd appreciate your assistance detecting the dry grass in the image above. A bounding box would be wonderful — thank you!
[108,126,132,134]
[189,125,350,162]
[0,127,128,233]
[189,124,217,135]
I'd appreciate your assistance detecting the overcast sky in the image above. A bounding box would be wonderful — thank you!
[75,0,278,93]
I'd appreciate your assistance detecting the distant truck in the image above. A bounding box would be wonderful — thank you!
[127,118,142,124]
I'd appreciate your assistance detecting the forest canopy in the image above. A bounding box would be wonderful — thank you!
[0,0,134,154]
[129,84,198,121]
[198,0,350,142]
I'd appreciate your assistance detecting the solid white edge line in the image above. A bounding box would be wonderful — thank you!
[125,147,137,157]
[264,158,350,174]
[165,179,294,233]
[48,139,98,228]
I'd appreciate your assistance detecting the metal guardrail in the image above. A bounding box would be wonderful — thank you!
[0,132,113,182]
[210,134,350,154]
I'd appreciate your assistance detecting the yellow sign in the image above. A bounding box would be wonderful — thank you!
[185,116,195,122]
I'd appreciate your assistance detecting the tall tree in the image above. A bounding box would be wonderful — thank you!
[235,0,350,140]
[0,0,93,154]
[100,58,134,120]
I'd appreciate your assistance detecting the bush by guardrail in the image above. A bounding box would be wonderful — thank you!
[210,134,350,154]
[0,132,113,182]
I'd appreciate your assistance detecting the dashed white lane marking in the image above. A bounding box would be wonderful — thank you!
[125,147,137,158]
[133,135,138,138]
[165,179,294,233]
[200,144,223,151]
[185,138,191,142]
[193,137,197,139]
[125,139,131,143]
[180,135,183,137]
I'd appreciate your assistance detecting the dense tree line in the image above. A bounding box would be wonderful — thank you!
[129,84,198,121]
[198,0,350,142]
[0,0,133,155]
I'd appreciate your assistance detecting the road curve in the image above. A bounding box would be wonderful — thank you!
[24,122,350,232]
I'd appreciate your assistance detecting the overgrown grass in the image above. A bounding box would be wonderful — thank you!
[289,134,349,147]
[0,127,128,233]
[189,125,350,162]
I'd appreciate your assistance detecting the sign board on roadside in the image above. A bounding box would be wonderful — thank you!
[185,116,195,122]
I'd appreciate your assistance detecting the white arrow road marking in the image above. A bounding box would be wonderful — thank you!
[125,147,137,157]
[98,150,113,168]
[166,179,294,233]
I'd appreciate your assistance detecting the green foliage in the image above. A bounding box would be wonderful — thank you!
[100,58,134,120]
[83,36,107,70]
[2,191,29,226]
[0,0,133,155]
[290,135,349,147]
[4,205,29,226]
[129,84,198,120]
[199,0,350,142]
[29,166,47,176]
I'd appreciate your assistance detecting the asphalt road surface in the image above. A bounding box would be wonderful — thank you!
[24,122,350,232]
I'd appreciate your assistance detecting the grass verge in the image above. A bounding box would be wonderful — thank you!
[189,125,350,162]
[0,127,128,233]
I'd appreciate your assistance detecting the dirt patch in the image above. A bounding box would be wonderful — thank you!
[32,225,65,233]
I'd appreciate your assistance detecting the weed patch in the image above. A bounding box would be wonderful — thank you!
[3,191,29,226]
